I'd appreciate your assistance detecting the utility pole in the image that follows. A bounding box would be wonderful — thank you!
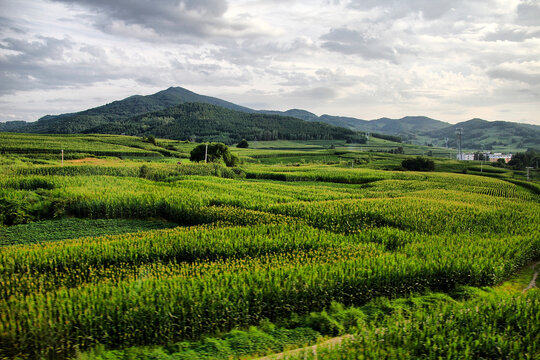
[526,167,533,181]
[61,149,64,166]
[204,143,208,163]
[480,156,483,172]
[480,144,484,173]
[455,128,463,161]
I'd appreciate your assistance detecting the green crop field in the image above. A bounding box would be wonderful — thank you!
[0,133,539,359]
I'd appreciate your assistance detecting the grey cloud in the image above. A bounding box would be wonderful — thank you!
[347,0,460,19]
[49,0,254,41]
[135,76,165,86]
[210,37,316,67]
[320,28,397,62]
[272,68,361,88]
[484,26,540,42]
[276,72,314,87]
[487,68,540,85]
[0,36,126,94]
[80,45,107,58]
[516,0,540,25]
[0,36,73,59]
[168,58,252,86]
[289,87,337,101]
[0,31,252,95]
[10,27,27,34]
[347,0,502,23]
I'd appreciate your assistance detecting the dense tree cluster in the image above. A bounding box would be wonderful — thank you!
[371,133,402,143]
[93,103,359,144]
[508,149,539,169]
[401,157,435,171]
[190,142,239,167]
[236,139,249,148]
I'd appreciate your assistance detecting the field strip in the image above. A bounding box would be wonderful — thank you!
[523,261,539,292]
[257,261,540,360]
[256,335,353,360]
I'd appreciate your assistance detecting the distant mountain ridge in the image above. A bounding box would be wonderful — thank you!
[1,86,538,150]
[425,118,540,150]
[83,102,359,143]
[9,87,256,134]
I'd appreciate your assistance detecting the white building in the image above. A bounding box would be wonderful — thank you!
[457,152,513,162]
[457,153,475,161]
[488,153,512,163]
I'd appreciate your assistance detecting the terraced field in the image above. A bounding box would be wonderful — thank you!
[0,134,538,359]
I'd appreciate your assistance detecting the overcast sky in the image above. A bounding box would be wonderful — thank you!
[1,0,539,124]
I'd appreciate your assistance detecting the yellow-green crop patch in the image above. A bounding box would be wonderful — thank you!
[0,136,538,359]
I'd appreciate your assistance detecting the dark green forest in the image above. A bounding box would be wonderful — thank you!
[1,86,538,150]
[88,102,361,144]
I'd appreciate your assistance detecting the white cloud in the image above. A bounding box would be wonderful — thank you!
[0,0,538,125]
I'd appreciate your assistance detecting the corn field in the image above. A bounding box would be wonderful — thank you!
[0,153,539,359]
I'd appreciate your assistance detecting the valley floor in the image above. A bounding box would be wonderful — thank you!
[1,136,539,359]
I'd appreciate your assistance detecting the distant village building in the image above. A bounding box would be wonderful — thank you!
[488,153,512,163]
[457,153,475,161]
[457,152,512,162]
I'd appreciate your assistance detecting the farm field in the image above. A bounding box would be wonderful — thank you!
[0,133,539,359]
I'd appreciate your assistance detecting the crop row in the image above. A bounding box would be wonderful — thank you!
[269,194,540,235]
[0,133,164,157]
[2,172,537,230]
[1,222,538,358]
[295,290,540,360]
[2,224,536,301]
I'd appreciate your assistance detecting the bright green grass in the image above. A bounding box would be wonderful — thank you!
[1,138,538,359]
[237,140,343,150]
[0,218,178,246]
[0,133,189,158]
[75,264,540,360]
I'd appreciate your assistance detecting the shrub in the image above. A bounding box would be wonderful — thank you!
[190,143,238,167]
[237,139,249,148]
[401,157,435,171]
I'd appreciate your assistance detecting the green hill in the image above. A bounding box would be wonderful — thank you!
[86,102,359,144]
[260,109,320,122]
[314,115,448,134]
[425,118,540,151]
[1,86,538,152]
[4,87,256,134]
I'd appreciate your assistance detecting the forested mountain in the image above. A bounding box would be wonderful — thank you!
[86,102,359,143]
[426,118,540,150]
[2,87,256,134]
[313,115,448,134]
[1,86,538,150]
[0,121,28,132]
[259,109,320,122]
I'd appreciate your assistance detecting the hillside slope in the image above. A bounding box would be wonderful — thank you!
[427,118,540,150]
[86,102,359,144]
[1,86,538,151]
[5,87,256,134]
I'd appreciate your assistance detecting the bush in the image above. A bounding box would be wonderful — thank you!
[190,143,238,167]
[401,157,435,171]
[492,158,507,168]
[144,135,157,145]
[237,139,249,148]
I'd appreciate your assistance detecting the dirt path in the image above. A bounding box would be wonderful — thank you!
[523,261,539,292]
[256,335,353,360]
